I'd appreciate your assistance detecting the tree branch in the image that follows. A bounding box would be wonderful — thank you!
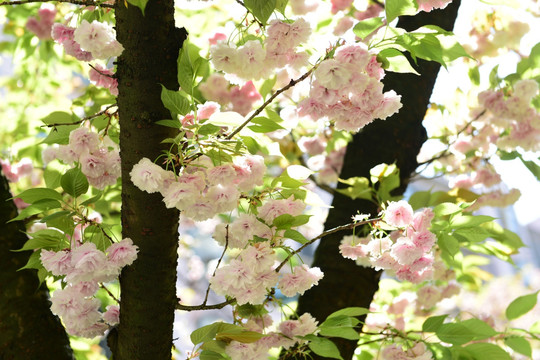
[0,0,113,7]
[275,217,381,273]
[225,68,316,140]
[176,299,234,311]
[41,104,117,128]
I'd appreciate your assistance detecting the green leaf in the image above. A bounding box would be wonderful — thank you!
[42,125,78,145]
[18,250,43,271]
[198,123,222,135]
[247,116,285,133]
[336,177,372,200]
[450,214,495,228]
[14,188,63,204]
[284,229,308,244]
[243,0,276,26]
[41,111,76,125]
[422,315,448,332]
[84,225,111,252]
[469,66,480,86]
[453,227,492,243]
[327,307,370,319]
[505,291,539,320]
[178,44,194,95]
[378,48,419,75]
[463,343,511,360]
[519,157,540,182]
[199,351,226,360]
[40,210,72,224]
[80,191,103,206]
[319,316,360,340]
[215,330,264,343]
[460,318,497,339]
[303,335,343,360]
[272,214,295,229]
[385,0,417,23]
[434,202,462,216]
[156,119,182,129]
[126,0,149,15]
[353,17,384,40]
[200,340,228,354]
[438,233,460,257]
[504,336,532,357]
[409,190,431,210]
[191,322,241,345]
[61,168,89,198]
[15,229,66,252]
[275,0,288,13]
[259,76,276,100]
[43,168,62,188]
[436,323,475,345]
[8,199,62,223]
[160,85,191,117]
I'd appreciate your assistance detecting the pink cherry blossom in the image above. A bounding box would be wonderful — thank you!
[278,264,324,297]
[107,238,139,268]
[384,200,414,228]
[130,157,165,193]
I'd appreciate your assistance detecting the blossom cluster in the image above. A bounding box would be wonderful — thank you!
[298,43,402,132]
[210,236,323,304]
[89,64,119,96]
[0,157,33,183]
[340,201,436,283]
[131,154,267,221]
[52,20,123,61]
[199,75,262,116]
[210,18,311,82]
[41,238,138,337]
[381,342,433,360]
[45,127,121,189]
[26,6,56,40]
[224,313,319,359]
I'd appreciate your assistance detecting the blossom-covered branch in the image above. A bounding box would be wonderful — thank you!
[225,67,317,139]
[0,0,113,7]
[41,104,117,128]
[275,217,382,272]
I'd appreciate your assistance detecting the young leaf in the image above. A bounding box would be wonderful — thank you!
[156,119,182,129]
[284,229,308,244]
[422,314,448,332]
[61,168,89,198]
[385,0,417,23]
[160,85,190,117]
[505,291,539,320]
[126,0,149,15]
[41,111,75,125]
[504,336,532,357]
[378,48,419,75]
[243,0,276,26]
[326,307,370,319]
[178,44,194,94]
[14,188,63,204]
[303,335,344,360]
[353,17,384,40]
[463,343,511,360]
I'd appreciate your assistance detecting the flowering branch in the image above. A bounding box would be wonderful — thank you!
[415,109,486,170]
[176,226,233,311]
[0,0,114,7]
[41,104,117,128]
[275,217,382,272]
[89,64,115,78]
[225,68,316,140]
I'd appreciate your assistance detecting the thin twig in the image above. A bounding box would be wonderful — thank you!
[176,299,234,311]
[41,103,117,128]
[414,109,486,170]
[275,217,382,272]
[177,226,232,311]
[371,0,385,8]
[225,68,317,140]
[100,283,120,303]
[0,0,114,7]
[89,64,115,78]
[201,225,229,306]
[235,0,264,28]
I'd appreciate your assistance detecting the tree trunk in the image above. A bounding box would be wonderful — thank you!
[0,171,74,360]
[295,2,461,359]
[112,1,187,358]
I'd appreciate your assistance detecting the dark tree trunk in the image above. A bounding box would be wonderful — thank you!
[0,171,74,360]
[295,2,462,359]
[112,1,187,359]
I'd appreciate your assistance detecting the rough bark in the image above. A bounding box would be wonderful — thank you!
[295,2,462,359]
[0,171,74,360]
[113,1,187,359]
